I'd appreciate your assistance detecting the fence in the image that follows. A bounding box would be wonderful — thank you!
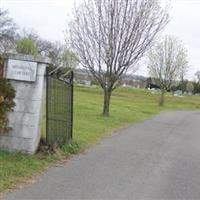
[46,70,73,147]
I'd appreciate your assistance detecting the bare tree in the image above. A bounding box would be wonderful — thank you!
[20,29,54,56]
[0,9,17,54]
[19,29,52,56]
[47,42,64,67]
[19,30,79,70]
[147,36,187,106]
[195,71,200,85]
[68,0,169,116]
[178,47,189,94]
[186,82,194,94]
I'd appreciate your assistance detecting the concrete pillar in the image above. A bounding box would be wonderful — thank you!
[0,54,51,154]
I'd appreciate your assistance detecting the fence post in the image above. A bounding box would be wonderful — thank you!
[46,68,49,145]
[70,71,74,141]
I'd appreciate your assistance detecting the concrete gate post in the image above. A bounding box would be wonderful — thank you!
[0,54,51,154]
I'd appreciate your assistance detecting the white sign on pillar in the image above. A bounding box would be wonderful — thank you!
[6,59,37,82]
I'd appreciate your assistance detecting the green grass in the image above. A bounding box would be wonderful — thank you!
[0,152,57,193]
[72,86,200,149]
[0,86,200,193]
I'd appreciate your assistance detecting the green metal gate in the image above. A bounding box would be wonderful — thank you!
[46,70,73,147]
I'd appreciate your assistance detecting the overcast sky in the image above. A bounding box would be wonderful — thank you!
[1,0,200,79]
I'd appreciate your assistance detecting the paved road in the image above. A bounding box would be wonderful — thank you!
[5,111,200,200]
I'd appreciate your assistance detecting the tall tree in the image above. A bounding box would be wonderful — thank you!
[61,49,79,69]
[19,30,79,70]
[0,9,17,54]
[16,38,38,56]
[19,29,53,56]
[195,71,200,85]
[147,36,187,106]
[186,82,194,94]
[178,47,189,94]
[68,0,169,116]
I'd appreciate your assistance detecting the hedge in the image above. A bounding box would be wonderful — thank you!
[0,56,15,133]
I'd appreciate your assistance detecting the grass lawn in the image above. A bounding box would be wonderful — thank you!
[0,86,200,193]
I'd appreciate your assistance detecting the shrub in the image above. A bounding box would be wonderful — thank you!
[16,38,38,56]
[0,56,15,133]
[0,55,3,77]
[0,78,15,133]
[186,82,194,94]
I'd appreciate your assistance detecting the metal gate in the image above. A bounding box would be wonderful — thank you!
[46,70,73,147]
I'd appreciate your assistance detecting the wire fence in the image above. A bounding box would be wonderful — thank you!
[46,70,73,147]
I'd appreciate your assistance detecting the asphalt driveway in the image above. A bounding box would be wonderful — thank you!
[5,111,200,200]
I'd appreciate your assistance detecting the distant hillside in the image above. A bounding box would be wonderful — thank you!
[74,68,147,81]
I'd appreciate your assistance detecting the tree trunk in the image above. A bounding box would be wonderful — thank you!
[159,89,165,106]
[102,89,112,117]
[0,56,4,77]
[181,79,184,95]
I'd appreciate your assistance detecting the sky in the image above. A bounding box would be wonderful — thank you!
[1,0,200,79]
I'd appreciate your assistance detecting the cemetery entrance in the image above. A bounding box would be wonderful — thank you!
[46,70,73,147]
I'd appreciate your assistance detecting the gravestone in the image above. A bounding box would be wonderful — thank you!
[0,54,51,154]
